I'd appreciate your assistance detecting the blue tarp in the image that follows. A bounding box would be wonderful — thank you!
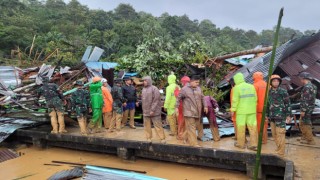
[124,72,138,77]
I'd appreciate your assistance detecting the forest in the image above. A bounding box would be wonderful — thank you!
[0,0,318,82]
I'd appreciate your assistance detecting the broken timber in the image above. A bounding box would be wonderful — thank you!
[205,46,272,66]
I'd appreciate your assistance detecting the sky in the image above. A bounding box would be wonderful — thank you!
[72,0,320,33]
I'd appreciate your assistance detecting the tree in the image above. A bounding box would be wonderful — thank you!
[118,37,183,83]
[88,10,113,31]
[198,19,218,38]
[114,4,138,21]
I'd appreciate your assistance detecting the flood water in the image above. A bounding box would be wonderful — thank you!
[0,145,248,180]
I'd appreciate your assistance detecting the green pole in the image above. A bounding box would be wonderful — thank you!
[62,82,91,96]
[253,8,284,179]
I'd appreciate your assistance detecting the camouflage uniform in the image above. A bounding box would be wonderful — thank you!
[266,86,291,156]
[37,78,66,134]
[300,82,317,124]
[109,80,126,132]
[299,81,317,144]
[267,87,291,128]
[71,83,90,135]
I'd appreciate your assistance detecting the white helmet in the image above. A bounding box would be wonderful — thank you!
[101,78,107,83]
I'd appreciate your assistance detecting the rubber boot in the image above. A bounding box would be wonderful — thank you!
[49,111,58,134]
[122,110,129,128]
[57,111,67,133]
[211,127,220,141]
[298,121,307,142]
[78,117,88,135]
[116,113,122,131]
[247,125,258,151]
[167,114,177,136]
[275,127,286,156]
[129,109,136,129]
[270,122,276,141]
[300,124,315,145]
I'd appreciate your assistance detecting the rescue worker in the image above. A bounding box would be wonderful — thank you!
[176,75,208,147]
[141,76,166,144]
[298,72,317,145]
[164,73,179,136]
[109,78,126,132]
[37,77,66,134]
[88,76,104,133]
[101,78,113,129]
[229,78,237,140]
[176,76,190,140]
[122,77,138,129]
[204,96,220,141]
[231,73,258,151]
[266,74,291,156]
[253,72,268,144]
[70,81,90,135]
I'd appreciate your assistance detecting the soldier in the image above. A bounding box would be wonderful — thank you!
[109,78,127,132]
[266,75,291,156]
[88,76,104,133]
[298,72,317,145]
[37,77,66,134]
[122,77,138,129]
[70,81,90,135]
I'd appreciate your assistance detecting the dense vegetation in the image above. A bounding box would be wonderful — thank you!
[0,0,318,84]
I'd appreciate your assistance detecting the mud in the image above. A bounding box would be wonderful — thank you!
[0,146,248,180]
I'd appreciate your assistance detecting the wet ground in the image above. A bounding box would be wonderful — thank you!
[1,125,320,179]
[64,126,320,179]
[0,146,248,180]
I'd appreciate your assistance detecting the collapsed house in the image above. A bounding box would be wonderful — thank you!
[207,32,320,123]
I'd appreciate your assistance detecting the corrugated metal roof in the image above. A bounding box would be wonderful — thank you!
[218,41,290,87]
[0,66,22,89]
[0,117,43,143]
[0,149,19,163]
[48,167,83,180]
[85,62,118,73]
[218,32,320,91]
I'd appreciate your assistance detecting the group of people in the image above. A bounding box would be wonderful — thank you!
[37,70,317,154]
[230,71,317,156]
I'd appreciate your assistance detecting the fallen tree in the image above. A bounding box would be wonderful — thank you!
[205,46,272,66]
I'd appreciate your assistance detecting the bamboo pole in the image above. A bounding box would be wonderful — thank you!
[254,8,284,179]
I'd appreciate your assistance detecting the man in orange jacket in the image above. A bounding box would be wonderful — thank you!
[252,72,268,144]
[101,78,113,129]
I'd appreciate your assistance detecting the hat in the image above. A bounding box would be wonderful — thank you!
[114,78,123,83]
[190,75,201,81]
[123,77,132,81]
[75,80,84,86]
[270,74,282,85]
[101,78,107,83]
[92,76,102,83]
[299,72,313,80]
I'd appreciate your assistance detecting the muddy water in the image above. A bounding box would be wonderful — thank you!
[0,146,248,180]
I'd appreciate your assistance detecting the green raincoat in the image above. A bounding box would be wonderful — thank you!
[164,74,179,115]
[89,81,103,128]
